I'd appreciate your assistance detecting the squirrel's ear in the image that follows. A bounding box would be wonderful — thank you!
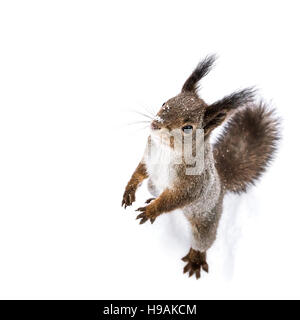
[203,112,228,136]
[203,88,256,136]
[182,55,216,93]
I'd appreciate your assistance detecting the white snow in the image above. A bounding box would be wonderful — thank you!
[153,115,164,123]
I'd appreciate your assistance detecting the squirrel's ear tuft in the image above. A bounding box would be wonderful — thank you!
[203,87,256,136]
[182,55,217,93]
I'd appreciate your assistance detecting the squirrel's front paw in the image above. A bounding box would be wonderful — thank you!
[121,187,136,209]
[182,248,209,280]
[135,205,159,224]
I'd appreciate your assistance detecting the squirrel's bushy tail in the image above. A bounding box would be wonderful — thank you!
[213,103,280,194]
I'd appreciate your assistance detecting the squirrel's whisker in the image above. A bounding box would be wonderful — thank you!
[131,110,154,120]
[125,120,151,126]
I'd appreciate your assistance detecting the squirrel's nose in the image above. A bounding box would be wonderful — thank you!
[151,122,161,130]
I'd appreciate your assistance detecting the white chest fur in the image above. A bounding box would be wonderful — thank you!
[144,140,177,194]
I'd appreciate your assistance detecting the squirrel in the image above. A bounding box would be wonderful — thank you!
[121,55,279,279]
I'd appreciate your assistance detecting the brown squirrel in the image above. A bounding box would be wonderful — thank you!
[121,55,279,279]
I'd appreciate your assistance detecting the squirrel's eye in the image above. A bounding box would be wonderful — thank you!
[182,125,193,134]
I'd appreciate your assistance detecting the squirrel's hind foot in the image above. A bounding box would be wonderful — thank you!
[182,248,209,280]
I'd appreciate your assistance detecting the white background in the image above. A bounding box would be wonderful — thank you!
[0,0,299,300]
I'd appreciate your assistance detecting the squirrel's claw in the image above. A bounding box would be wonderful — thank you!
[181,254,189,262]
[195,269,201,279]
[136,213,147,224]
[140,217,148,224]
[150,217,156,224]
[136,206,146,212]
[183,263,191,274]
[121,199,127,209]
[202,262,209,273]
[136,209,148,224]
[145,197,156,204]
[189,269,194,277]
[136,212,145,219]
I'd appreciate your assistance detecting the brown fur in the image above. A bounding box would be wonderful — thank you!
[213,103,280,193]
